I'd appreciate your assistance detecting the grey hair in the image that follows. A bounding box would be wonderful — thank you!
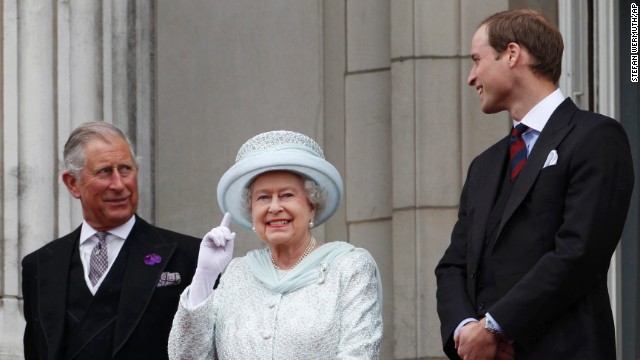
[63,121,138,179]
[242,174,325,221]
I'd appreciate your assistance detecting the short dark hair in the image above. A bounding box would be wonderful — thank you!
[481,8,564,84]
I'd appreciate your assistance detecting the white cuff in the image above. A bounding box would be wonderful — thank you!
[454,318,478,335]
[485,312,512,343]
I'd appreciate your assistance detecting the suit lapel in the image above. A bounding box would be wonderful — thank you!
[469,140,508,264]
[112,216,177,356]
[497,98,578,238]
[37,228,79,359]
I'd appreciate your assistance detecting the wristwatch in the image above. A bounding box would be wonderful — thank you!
[484,317,501,337]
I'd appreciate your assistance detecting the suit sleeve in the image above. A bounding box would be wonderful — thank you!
[489,119,634,349]
[22,253,40,360]
[434,160,480,359]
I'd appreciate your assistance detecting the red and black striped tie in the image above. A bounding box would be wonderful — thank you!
[509,123,529,181]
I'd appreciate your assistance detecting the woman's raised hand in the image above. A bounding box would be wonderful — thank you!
[197,212,236,275]
[188,213,236,308]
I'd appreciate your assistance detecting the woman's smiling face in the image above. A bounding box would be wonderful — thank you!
[250,171,316,247]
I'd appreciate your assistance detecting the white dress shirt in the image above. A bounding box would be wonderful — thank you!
[516,88,566,155]
[79,216,136,294]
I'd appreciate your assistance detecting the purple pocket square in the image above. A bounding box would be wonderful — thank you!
[157,272,181,287]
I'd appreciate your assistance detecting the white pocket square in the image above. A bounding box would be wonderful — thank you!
[543,150,558,168]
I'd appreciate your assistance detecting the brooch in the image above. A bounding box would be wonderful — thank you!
[317,262,328,284]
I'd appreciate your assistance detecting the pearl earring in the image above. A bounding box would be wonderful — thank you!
[252,225,256,233]
[309,219,314,229]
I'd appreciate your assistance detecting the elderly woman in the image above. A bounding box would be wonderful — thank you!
[168,130,383,359]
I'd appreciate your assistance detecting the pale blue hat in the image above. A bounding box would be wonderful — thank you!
[217,130,344,230]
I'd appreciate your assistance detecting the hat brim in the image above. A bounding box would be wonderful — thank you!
[217,149,343,230]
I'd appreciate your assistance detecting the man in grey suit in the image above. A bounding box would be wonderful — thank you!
[435,9,634,360]
[22,121,200,359]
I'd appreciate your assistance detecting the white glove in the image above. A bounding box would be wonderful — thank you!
[188,212,236,308]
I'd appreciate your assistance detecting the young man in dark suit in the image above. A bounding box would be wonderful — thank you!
[435,9,634,360]
[22,121,201,359]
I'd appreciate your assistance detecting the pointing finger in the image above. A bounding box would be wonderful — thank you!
[220,212,232,228]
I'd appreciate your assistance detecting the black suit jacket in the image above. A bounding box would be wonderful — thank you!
[22,215,200,360]
[435,98,635,359]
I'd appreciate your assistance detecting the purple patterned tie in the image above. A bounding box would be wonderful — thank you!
[89,231,109,286]
[509,123,529,181]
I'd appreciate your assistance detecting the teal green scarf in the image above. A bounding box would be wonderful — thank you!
[246,241,383,305]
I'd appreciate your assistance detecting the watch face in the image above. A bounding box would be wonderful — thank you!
[485,318,500,336]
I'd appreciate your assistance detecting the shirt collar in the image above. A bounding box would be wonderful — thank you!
[513,88,565,132]
[79,216,136,245]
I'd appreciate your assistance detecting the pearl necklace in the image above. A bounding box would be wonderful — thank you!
[271,237,316,270]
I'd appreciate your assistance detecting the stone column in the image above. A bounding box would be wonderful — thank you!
[390,1,509,358]
[343,1,394,359]
[1,0,56,357]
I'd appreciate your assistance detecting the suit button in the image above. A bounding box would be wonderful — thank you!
[478,302,485,310]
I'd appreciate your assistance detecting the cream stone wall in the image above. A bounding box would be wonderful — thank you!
[155,0,326,255]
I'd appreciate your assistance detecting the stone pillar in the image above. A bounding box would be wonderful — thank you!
[0,1,155,357]
[109,0,156,221]
[1,0,53,357]
[390,1,509,358]
[343,1,394,359]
